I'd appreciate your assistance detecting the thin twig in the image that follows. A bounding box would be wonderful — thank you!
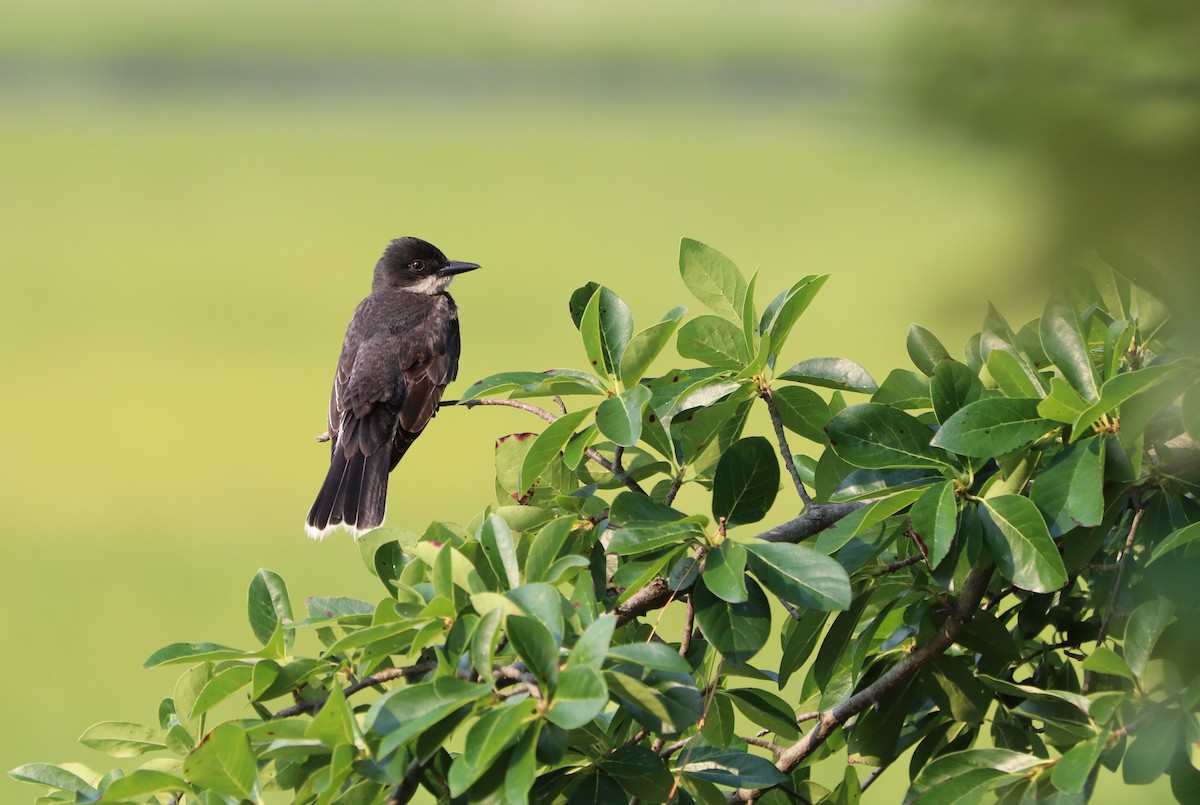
[860,767,887,793]
[757,501,866,543]
[761,388,814,507]
[273,662,436,718]
[680,596,696,657]
[872,553,924,576]
[1096,501,1145,646]
[664,465,687,506]
[743,736,786,756]
[388,759,427,805]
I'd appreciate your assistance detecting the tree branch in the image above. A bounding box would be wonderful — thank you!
[273,661,436,718]
[756,501,866,543]
[729,563,996,803]
[614,578,674,628]
[760,388,814,507]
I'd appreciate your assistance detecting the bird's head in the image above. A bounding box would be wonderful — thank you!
[373,236,480,295]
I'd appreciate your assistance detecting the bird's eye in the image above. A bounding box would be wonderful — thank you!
[410,260,425,272]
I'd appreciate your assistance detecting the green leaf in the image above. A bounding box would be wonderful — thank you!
[8,764,98,796]
[692,576,770,665]
[461,369,607,401]
[547,665,608,729]
[679,238,747,320]
[1146,521,1200,567]
[505,723,540,805]
[676,746,788,788]
[596,384,652,447]
[479,513,521,590]
[562,423,599,470]
[762,275,828,359]
[910,480,958,568]
[605,643,692,673]
[1123,711,1181,785]
[604,667,701,735]
[744,541,851,611]
[78,721,166,758]
[779,612,827,687]
[601,746,674,802]
[568,615,616,671]
[677,315,750,369]
[904,748,1047,805]
[931,398,1054,458]
[519,409,593,492]
[712,437,779,527]
[771,385,831,444]
[507,614,560,692]
[181,722,257,800]
[1051,733,1108,794]
[872,368,932,409]
[144,642,252,669]
[368,678,490,756]
[190,664,253,719]
[907,324,952,376]
[826,403,949,469]
[447,698,538,796]
[1038,377,1090,424]
[578,286,608,379]
[930,360,985,424]
[1071,364,1184,441]
[986,348,1044,399]
[620,307,686,386]
[1081,646,1135,682]
[1183,383,1200,441]
[778,357,877,393]
[723,687,801,739]
[1030,437,1105,536]
[703,540,749,603]
[1041,297,1100,403]
[305,681,356,747]
[597,287,634,375]
[977,496,1067,593]
[1124,598,1174,683]
[98,770,192,802]
[247,569,293,650]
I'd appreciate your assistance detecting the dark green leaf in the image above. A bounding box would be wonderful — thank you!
[1052,733,1107,794]
[578,287,608,378]
[461,369,608,401]
[907,324,952,376]
[830,468,939,502]
[1146,521,1200,567]
[1030,437,1105,536]
[608,521,702,556]
[603,667,701,735]
[762,275,828,358]
[904,748,1046,805]
[620,307,686,387]
[977,496,1067,593]
[567,615,615,673]
[930,360,985,424]
[601,746,674,802]
[986,349,1044,399]
[1038,377,1090,424]
[479,513,520,590]
[703,540,748,603]
[928,656,990,723]
[447,698,538,796]
[505,724,541,805]
[779,613,827,687]
[771,385,831,444]
[692,576,770,665]
[676,746,787,789]
[605,643,692,673]
[507,615,560,692]
[779,357,877,393]
[713,437,779,527]
[910,480,958,568]
[931,398,1054,458]
[369,678,490,756]
[1071,364,1184,441]
[826,403,949,469]
[525,516,578,583]
[1124,598,1174,683]
[247,569,293,650]
[1041,297,1100,403]
[679,238,747,320]
[1081,647,1135,682]
[547,666,607,729]
[305,681,355,748]
[181,722,257,800]
[677,315,750,369]
[595,384,652,447]
[597,287,634,374]
[507,583,566,645]
[744,542,851,611]
[519,409,593,492]
[815,487,926,554]
[1183,383,1200,441]
[872,368,931,409]
[723,688,800,739]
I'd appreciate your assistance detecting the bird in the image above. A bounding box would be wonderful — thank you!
[305,237,480,539]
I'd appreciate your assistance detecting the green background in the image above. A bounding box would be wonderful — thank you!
[2,1,1191,801]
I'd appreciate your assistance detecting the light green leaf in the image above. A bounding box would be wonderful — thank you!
[568,615,616,671]
[144,642,252,669]
[620,307,686,386]
[461,369,607,401]
[181,722,257,800]
[597,287,634,375]
[692,576,770,665]
[1146,521,1200,567]
[507,615,560,692]
[7,764,98,796]
[1030,437,1105,536]
[369,678,490,756]
[504,723,540,805]
[578,286,607,379]
[977,496,1067,594]
[826,403,949,469]
[713,437,779,527]
[78,722,166,758]
[595,384,652,447]
[931,397,1054,458]
[305,682,356,747]
[677,315,750,369]
[744,541,851,611]
[447,698,539,796]
[907,324,952,376]
[519,409,593,491]
[904,748,1047,805]
[931,360,985,424]
[547,665,608,729]
[1124,598,1174,683]
[1052,732,1107,794]
[1038,377,1090,424]
[815,487,925,553]
[679,237,747,320]
[97,769,192,802]
[910,480,958,568]
[771,385,830,444]
[1081,646,1135,682]
[1071,364,1184,441]
[986,348,1044,399]
[703,540,749,603]
[190,664,253,719]
[762,275,828,359]
[1041,297,1100,402]
[778,357,877,393]
[247,569,293,650]
[872,368,932,409]
[605,643,692,673]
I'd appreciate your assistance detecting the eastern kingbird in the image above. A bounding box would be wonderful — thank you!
[305,237,480,539]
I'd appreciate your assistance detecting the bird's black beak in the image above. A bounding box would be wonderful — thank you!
[438,261,481,277]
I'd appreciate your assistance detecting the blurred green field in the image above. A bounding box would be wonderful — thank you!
[0,2,1180,803]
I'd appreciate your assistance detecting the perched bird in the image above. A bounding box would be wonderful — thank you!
[305,237,480,539]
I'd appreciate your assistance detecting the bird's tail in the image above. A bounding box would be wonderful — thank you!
[305,446,391,540]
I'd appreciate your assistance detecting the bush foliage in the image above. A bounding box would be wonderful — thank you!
[13,240,1200,804]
